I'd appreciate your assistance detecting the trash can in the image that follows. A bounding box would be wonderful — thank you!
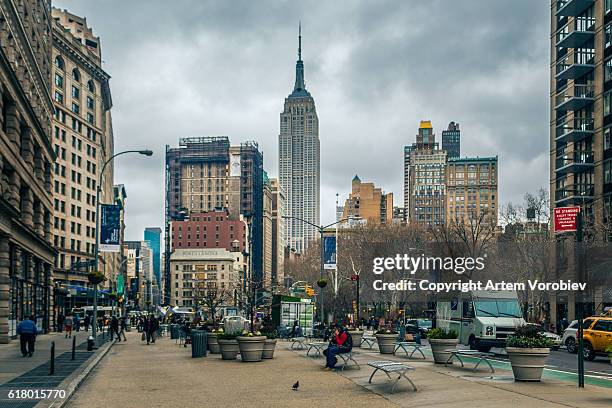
[170,324,179,339]
[191,330,207,358]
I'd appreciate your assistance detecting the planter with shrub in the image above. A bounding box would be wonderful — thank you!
[427,328,459,363]
[207,329,222,354]
[349,329,364,348]
[218,333,239,360]
[506,325,552,382]
[262,332,277,359]
[375,328,398,354]
[237,331,266,362]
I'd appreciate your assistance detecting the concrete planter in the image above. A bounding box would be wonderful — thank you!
[207,333,220,354]
[237,336,266,362]
[429,338,459,363]
[262,339,277,359]
[218,339,239,360]
[375,333,397,354]
[506,347,550,382]
[349,331,364,348]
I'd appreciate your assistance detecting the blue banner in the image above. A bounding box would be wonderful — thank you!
[100,204,121,252]
[323,235,337,270]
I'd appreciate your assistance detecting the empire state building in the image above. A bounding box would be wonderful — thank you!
[279,26,320,254]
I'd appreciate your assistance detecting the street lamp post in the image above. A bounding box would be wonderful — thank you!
[92,149,152,345]
[282,216,345,325]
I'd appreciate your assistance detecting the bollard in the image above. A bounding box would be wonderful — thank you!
[72,335,76,360]
[49,341,55,375]
[87,335,95,351]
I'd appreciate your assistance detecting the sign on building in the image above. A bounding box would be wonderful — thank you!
[230,153,241,177]
[323,235,337,270]
[553,206,580,233]
[100,204,121,252]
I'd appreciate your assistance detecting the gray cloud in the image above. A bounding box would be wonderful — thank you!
[54,0,549,240]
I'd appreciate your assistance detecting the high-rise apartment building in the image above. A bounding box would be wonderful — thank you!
[50,9,115,293]
[405,121,447,226]
[1,0,56,343]
[262,172,273,289]
[164,137,265,303]
[446,157,498,225]
[342,175,393,225]
[270,178,285,290]
[551,0,611,233]
[279,26,320,254]
[144,227,162,292]
[442,122,461,159]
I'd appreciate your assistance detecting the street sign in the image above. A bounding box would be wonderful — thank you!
[553,206,580,233]
[100,204,121,252]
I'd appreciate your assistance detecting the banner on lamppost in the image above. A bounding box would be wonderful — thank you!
[100,204,121,252]
[323,235,337,270]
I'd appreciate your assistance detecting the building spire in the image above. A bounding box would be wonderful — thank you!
[293,22,306,93]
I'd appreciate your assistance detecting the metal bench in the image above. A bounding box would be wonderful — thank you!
[290,337,307,350]
[360,336,376,349]
[306,341,328,356]
[336,351,360,371]
[367,361,417,393]
[394,341,426,359]
[445,350,495,373]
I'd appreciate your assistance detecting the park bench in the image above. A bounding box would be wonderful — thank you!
[306,341,328,356]
[367,361,417,393]
[445,350,495,373]
[394,341,426,359]
[335,351,361,371]
[360,336,376,349]
[290,337,308,350]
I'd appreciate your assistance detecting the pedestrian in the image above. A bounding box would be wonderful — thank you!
[16,315,37,357]
[57,313,64,333]
[74,315,80,332]
[109,315,120,341]
[84,314,91,332]
[97,317,103,333]
[145,315,159,345]
[118,315,128,341]
[64,314,73,338]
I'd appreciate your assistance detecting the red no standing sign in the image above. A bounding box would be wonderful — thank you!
[554,206,580,233]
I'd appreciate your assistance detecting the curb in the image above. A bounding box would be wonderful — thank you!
[44,339,115,408]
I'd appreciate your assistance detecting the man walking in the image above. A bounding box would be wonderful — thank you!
[64,314,73,338]
[145,315,159,345]
[16,316,38,357]
[83,314,91,332]
[118,315,128,341]
[110,315,120,341]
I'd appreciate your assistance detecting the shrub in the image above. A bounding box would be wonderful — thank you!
[262,331,277,340]
[87,271,106,285]
[506,325,552,348]
[427,328,458,339]
[317,279,327,288]
[375,327,398,335]
[217,333,238,340]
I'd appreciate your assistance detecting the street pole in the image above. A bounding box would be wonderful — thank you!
[576,211,585,388]
[319,227,324,325]
[92,149,152,345]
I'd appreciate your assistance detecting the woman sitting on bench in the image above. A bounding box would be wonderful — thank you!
[323,326,352,370]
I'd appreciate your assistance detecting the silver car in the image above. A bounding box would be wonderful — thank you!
[561,320,578,353]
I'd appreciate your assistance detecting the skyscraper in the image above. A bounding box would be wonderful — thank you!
[279,25,320,254]
[442,121,461,159]
[144,227,162,294]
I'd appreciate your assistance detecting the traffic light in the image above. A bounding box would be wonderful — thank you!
[306,286,315,297]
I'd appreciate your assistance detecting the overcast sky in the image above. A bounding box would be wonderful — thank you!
[54,0,550,241]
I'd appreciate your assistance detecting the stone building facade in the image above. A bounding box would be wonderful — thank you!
[0,0,56,343]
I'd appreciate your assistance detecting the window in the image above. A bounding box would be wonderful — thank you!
[54,91,63,104]
[87,96,94,110]
[605,90,612,116]
[606,59,612,83]
[55,74,63,88]
[72,69,80,82]
[606,23,612,49]
[607,0,612,15]
[606,127,612,151]
[604,159,612,185]
[87,112,94,124]
[72,86,80,99]
[87,80,95,94]
[54,56,64,69]
[72,103,80,114]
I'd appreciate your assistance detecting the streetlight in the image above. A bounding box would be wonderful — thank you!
[91,149,153,345]
[282,216,345,325]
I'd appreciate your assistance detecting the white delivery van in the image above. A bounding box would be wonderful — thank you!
[436,290,526,352]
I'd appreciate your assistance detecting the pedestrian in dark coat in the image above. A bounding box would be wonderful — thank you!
[16,316,37,357]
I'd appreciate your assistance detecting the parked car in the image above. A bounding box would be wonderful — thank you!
[526,323,562,350]
[406,319,432,338]
[562,320,579,353]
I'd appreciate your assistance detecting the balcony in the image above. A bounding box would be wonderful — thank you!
[555,117,594,142]
[555,58,594,81]
[555,183,594,204]
[555,150,594,174]
[556,22,594,49]
[555,84,594,111]
[556,0,594,17]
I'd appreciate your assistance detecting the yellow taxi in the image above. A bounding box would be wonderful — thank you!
[582,315,612,361]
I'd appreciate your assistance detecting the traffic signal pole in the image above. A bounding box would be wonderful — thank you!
[576,211,584,388]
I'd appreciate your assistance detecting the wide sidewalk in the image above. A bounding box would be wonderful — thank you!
[67,333,612,408]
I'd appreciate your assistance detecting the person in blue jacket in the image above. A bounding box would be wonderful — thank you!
[16,315,38,357]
